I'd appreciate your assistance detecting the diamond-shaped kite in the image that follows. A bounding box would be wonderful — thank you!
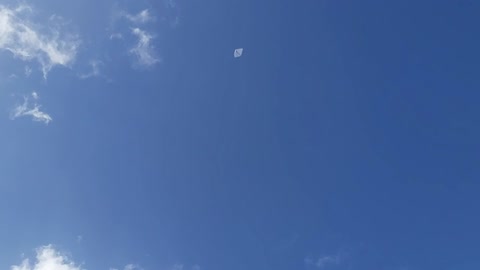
[234,48,243,58]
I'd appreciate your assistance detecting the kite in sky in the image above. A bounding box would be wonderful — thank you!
[234,48,243,58]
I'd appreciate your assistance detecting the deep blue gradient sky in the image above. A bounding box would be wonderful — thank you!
[1,1,480,270]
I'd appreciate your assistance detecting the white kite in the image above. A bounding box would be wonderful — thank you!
[234,48,243,58]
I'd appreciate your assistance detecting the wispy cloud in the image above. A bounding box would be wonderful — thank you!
[79,60,103,79]
[25,65,32,77]
[163,0,180,27]
[11,93,52,124]
[166,0,177,9]
[109,33,123,40]
[126,9,154,24]
[108,5,161,68]
[171,264,183,270]
[130,28,159,67]
[0,4,80,79]
[115,264,143,270]
[11,245,82,270]
[170,264,200,270]
[305,254,341,269]
[125,265,141,270]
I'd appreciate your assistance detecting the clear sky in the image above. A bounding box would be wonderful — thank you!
[1,0,480,270]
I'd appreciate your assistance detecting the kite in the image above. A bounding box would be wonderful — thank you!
[234,48,243,58]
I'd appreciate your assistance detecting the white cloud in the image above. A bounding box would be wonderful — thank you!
[170,17,180,28]
[172,264,183,270]
[130,28,159,67]
[305,255,341,269]
[163,0,180,28]
[169,264,199,270]
[316,256,340,268]
[126,9,154,24]
[11,246,152,270]
[125,265,139,270]
[110,264,143,270]
[109,6,162,68]
[0,4,80,79]
[11,94,52,124]
[25,65,32,77]
[79,60,102,79]
[166,0,177,9]
[11,245,83,270]
[109,33,123,40]
[124,264,144,270]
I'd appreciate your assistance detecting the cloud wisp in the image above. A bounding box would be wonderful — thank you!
[11,92,52,124]
[125,9,154,24]
[79,60,103,79]
[130,28,159,68]
[111,264,144,270]
[126,265,143,270]
[163,0,180,27]
[305,254,341,269]
[109,6,160,68]
[25,66,32,77]
[0,4,80,79]
[109,33,123,40]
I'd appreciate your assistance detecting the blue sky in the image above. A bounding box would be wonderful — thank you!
[1,0,480,270]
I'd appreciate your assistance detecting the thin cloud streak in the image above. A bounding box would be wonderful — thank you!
[305,254,341,269]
